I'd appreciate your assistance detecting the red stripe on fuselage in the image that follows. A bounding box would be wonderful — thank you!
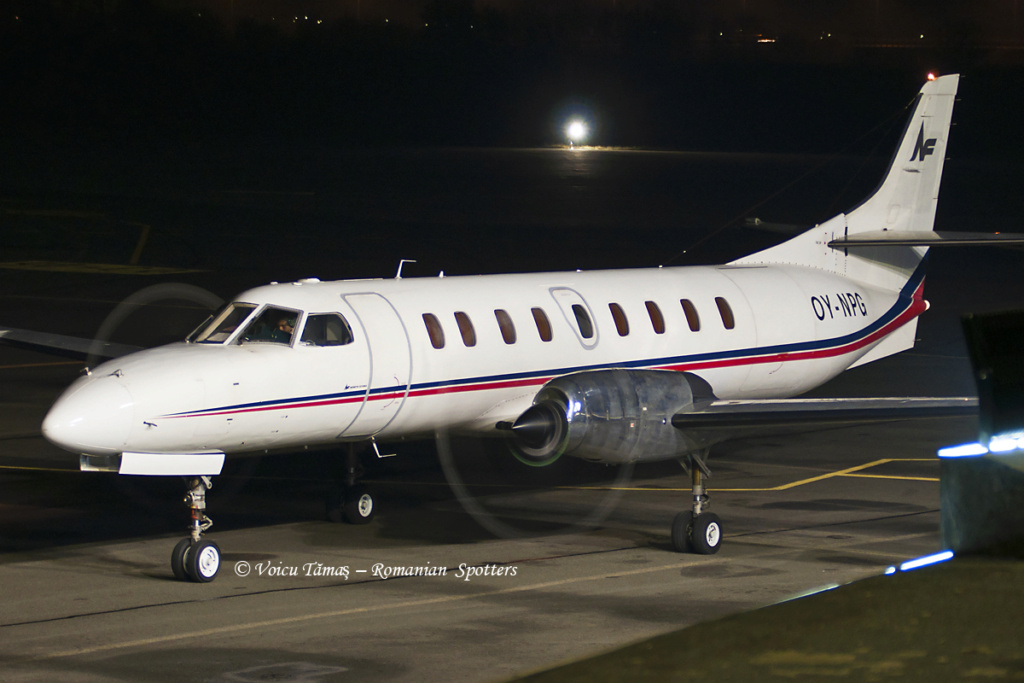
[163,284,925,420]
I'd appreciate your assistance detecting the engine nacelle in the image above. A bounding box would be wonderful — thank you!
[510,369,715,465]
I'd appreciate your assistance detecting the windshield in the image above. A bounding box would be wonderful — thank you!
[239,306,302,345]
[189,303,257,343]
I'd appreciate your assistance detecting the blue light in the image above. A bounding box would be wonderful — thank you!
[898,550,954,572]
[938,432,1024,458]
[937,442,989,458]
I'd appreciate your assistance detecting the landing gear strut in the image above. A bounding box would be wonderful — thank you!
[170,476,221,582]
[671,450,722,554]
[326,444,376,525]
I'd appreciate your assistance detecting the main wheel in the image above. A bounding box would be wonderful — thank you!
[670,511,694,553]
[171,538,191,581]
[690,512,723,555]
[343,486,375,524]
[186,539,221,582]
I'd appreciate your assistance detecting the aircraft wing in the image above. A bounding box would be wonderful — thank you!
[672,396,978,443]
[828,231,1024,248]
[0,326,142,361]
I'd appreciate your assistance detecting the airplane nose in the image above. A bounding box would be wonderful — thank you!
[42,377,135,455]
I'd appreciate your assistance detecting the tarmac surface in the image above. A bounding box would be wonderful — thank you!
[1,145,1022,682]
[0,337,991,681]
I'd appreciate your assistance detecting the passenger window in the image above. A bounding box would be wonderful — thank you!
[609,303,629,336]
[240,306,301,345]
[455,311,476,347]
[495,309,516,344]
[680,299,700,332]
[300,314,354,346]
[532,307,553,342]
[423,313,445,349]
[716,297,735,330]
[571,304,594,339]
[645,301,666,335]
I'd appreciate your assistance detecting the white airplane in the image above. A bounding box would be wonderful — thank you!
[14,74,1012,583]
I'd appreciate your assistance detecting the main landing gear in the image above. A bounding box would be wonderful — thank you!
[671,450,723,555]
[170,476,221,582]
[326,444,376,525]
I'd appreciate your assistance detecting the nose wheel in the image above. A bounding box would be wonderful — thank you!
[671,451,723,555]
[170,476,221,582]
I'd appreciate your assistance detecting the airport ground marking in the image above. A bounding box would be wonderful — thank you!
[0,464,78,473]
[561,458,939,492]
[0,360,81,371]
[19,543,833,663]
[841,473,939,482]
[128,222,150,266]
[0,458,936,485]
[5,501,939,663]
[0,261,203,275]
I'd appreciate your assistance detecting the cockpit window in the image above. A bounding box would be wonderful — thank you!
[239,306,302,345]
[189,303,257,343]
[300,314,355,346]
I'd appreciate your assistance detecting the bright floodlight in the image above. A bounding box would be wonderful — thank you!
[566,120,588,146]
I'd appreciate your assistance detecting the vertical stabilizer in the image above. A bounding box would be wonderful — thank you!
[846,74,959,240]
[734,74,960,295]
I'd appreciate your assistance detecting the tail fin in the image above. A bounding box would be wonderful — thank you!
[733,74,960,294]
[846,74,959,241]
[733,74,959,368]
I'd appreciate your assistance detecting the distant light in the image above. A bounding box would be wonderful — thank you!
[899,550,954,573]
[927,72,938,81]
[566,120,588,146]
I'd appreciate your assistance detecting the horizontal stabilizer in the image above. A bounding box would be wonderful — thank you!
[0,327,142,361]
[829,231,1024,249]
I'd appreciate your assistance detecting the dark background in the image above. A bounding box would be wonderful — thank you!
[1,1,1022,291]
[4,0,1023,150]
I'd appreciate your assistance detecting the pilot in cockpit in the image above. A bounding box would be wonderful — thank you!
[272,317,295,343]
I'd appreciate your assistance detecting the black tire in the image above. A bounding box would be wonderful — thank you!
[171,538,191,581]
[690,512,723,555]
[671,511,694,553]
[343,486,375,524]
[185,539,221,582]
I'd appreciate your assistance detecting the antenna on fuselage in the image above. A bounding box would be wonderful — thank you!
[395,259,417,279]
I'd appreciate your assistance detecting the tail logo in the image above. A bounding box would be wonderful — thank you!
[910,124,937,162]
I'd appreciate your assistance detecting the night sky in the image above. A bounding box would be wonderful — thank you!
[2,1,1023,151]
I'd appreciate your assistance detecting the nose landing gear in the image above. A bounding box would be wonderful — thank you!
[170,476,221,582]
